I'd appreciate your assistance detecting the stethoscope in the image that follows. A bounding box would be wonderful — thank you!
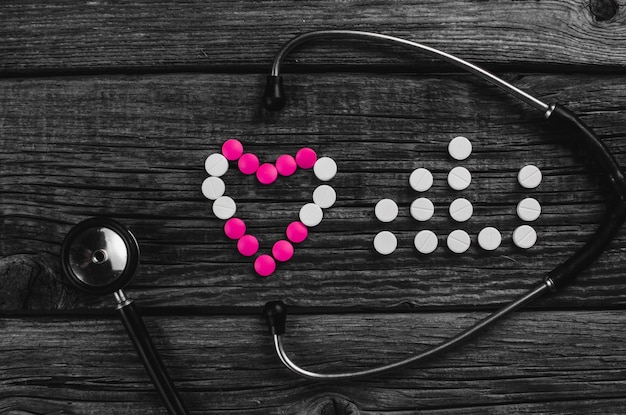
[59,30,626,409]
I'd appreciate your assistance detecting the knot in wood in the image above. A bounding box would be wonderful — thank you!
[305,395,360,415]
[589,0,619,21]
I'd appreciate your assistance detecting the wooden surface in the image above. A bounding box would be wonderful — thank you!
[1,1,626,413]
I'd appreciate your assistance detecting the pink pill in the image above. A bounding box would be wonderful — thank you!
[238,153,259,175]
[295,148,317,169]
[254,254,276,277]
[286,221,308,243]
[257,163,278,185]
[276,154,298,176]
[222,139,244,161]
[272,240,294,262]
[237,234,259,257]
[224,218,246,240]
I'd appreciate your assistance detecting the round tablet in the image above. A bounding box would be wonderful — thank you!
[224,218,246,240]
[257,163,278,185]
[222,139,244,161]
[299,203,324,227]
[286,221,308,243]
[201,176,225,200]
[238,153,260,175]
[212,196,236,220]
[449,198,473,222]
[513,225,537,249]
[478,227,502,251]
[517,197,542,221]
[447,166,472,191]
[410,197,434,222]
[414,230,438,254]
[295,148,317,169]
[313,157,337,181]
[237,234,259,256]
[313,184,337,209]
[448,136,472,161]
[373,231,397,255]
[375,199,399,223]
[518,165,542,189]
[254,254,276,277]
[276,154,297,176]
[409,168,433,192]
[447,229,471,254]
[205,153,229,177]
[272,240,294,262]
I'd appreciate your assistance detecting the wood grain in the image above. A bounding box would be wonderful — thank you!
[1,311,625,414]
[1,0,626,75]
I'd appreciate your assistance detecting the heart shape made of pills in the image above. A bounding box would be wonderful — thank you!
[202,139,338,277]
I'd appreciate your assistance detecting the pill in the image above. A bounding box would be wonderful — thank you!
[201,176,225,200]
[410,197,434,221]
[238,153,260,175]
[313,184,337,208]
[224,218,246,240]
[276,154,297,176]
[409,168,433,192]
[513,225,537,249]
[414,230,438,254]
[212,196,236,220]
[272,240,294,262]
[299,203,324,227]
[295,148,317,169]
[517,197,541,221]
[449,198,473,222]
[375,198,399,222]
[286,221,308,243]
[447,166,472,191]
[237,234,259,256]
[374,231,397,255]
[254,254,276,277]
[447,229,471,253]
[313,156,338,181]
[222,139,244,161]
[257,163,278,185]
[205,153,229,177]
[478,227,502,251]
[448,136,472,161]
[518,165,542,189]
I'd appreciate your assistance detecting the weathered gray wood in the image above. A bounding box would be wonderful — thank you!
[1,73,625,310]
[0,0,625,75]
[1,311,626,414]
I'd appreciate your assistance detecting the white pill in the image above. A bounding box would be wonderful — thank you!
[478,227,502,251]
[517,197,541,221]
[449,198,473,222]
[447,166,472,191]
[518,165,542,189]
[313,184,337,209]
[375,198,399,223]
[313,156,338,181]
[212,196,236,220]
[374,231,397,255]
[414,230,438,254]
[201,176,226,200]
[410,197,434,221]
[205,153,229,177]
[299,203,324,227]
[513,225,537,249]
[448,136,472,161]
[409,168,433,192]
[447,229,471,254]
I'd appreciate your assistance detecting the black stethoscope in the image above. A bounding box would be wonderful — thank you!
[60,30,626,411]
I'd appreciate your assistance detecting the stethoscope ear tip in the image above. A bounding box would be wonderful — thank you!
[263,301,287,335]
[262,75,286,111]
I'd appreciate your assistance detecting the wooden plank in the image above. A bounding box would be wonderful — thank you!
[1,0,625,75]
[1,73,626,310]
[1,311,626,413]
